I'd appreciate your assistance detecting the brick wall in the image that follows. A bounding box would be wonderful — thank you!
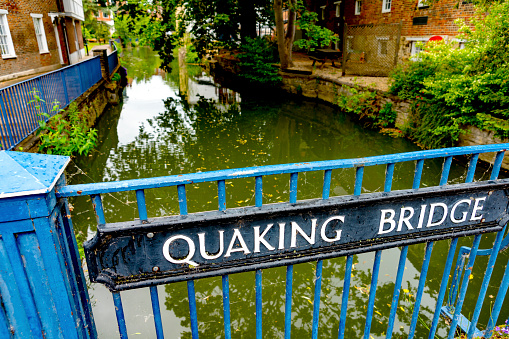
[0,0,61,78]
[343,0,475,36]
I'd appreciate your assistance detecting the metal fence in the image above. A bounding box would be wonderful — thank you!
[342,22,402,77]
[56,144,509,339]
[108,50,119,75]
[0,56,103,151]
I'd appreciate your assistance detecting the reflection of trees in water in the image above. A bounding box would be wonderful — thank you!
[161,253,442,338]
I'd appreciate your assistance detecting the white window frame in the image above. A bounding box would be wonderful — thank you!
[355,0,362,15]
[377,36,389,56]
[320,5,326,20]
[334,1,342,17]
[406,37,427,60]
[31,14,49,54]
[0,9,16,59]
[382,0,392,13]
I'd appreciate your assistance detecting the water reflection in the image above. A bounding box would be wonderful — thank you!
[68,47,509,338]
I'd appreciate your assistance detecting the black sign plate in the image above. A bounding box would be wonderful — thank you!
[84,180,509,291]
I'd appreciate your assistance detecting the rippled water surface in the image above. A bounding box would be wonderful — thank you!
[68,47,509,338]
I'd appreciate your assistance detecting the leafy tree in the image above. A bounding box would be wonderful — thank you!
[390,0,509,147]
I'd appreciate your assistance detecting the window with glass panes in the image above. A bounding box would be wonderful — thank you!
[32,15,48,53]
[0,11,15,57]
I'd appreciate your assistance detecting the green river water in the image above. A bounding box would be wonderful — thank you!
[67,47,509,338]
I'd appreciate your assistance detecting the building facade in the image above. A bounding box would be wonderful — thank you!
[0,0,86,82]
[311,0,474,61]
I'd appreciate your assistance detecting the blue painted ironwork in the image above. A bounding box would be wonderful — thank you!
[284,265,293,339]
[0,151,96,338]
[255,269,263,339]
[222,275,232,339]
[0,56,105,151]
[150,286,164,339]
[108,50,119,75]
[112,292,128,339]
[312,260,323,339]
[3,145,508,338]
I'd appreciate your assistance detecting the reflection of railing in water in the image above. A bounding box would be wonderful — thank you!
[1,144,509,338]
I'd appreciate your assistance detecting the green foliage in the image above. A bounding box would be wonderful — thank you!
[111,73,121,82]
[337,85,396,128]
[294,10,339,52]
[388,0,509,148]
[406,100,463,149]
[378,102,397,127]
[236,37,281,85]
[30,91,97,156]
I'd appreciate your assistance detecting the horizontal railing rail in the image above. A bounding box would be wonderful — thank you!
[58,144,509,339]
[0,56,102,151]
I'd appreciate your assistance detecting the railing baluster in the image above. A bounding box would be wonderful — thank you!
[322,169,332,199]
[289,173,298,204]
[91,194,106,225]
[447,234,482,339]
[0,91,14,150]
[465,153,479,183]
[112,292,128,339]
[255,269,262,339]
[440,156,453,186]
[354,166,364,196]
[339,166,364,338]
[311,259,323,339]
[467,225,507,339]
[385,163,395,191]
[363,250,382,339]
[428,237,458,339]
[388,158,424,338]
[187,280,199,339]
[412,159,424,189]
[255,175,263,207]
[490,151,505,180]
[485,256,509,338]
[408,241,434,338]
[285,265,293,339]
[218,180,226,211]
[222,275,231,339]
[338,255,353,339]
[177,184,188,215]
[385,245,408,339]
[150,286,164,339]
[135,189,148,222]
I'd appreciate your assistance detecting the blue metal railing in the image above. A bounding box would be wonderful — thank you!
[0,56,103,151]
[56,144,509,338]
[108,47,119,75]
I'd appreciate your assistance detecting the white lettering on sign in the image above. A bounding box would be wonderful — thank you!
[163,235,199,266]
[161,196,488,266]
[377,197,486,235]
[162,215,345,265]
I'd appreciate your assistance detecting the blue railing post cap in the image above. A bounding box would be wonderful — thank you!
[0,151,70,199]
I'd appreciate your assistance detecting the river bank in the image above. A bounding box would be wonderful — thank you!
[212,52,509,169]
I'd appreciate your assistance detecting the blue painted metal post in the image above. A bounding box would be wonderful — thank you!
[0,151,96,338]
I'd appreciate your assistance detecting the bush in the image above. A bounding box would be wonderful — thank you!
[236,37,281,85]
[388,0,509,148]
[31,91,98,156]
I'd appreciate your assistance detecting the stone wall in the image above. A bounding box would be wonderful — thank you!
[280,71,509,169]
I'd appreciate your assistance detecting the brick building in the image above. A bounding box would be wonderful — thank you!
[0,0,86,82]
[309,0,474,61]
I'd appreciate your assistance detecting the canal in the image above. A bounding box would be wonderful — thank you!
[67,47,509,338]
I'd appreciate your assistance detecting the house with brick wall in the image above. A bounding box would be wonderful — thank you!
[311,0,475,61]
[0,0,86,82]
